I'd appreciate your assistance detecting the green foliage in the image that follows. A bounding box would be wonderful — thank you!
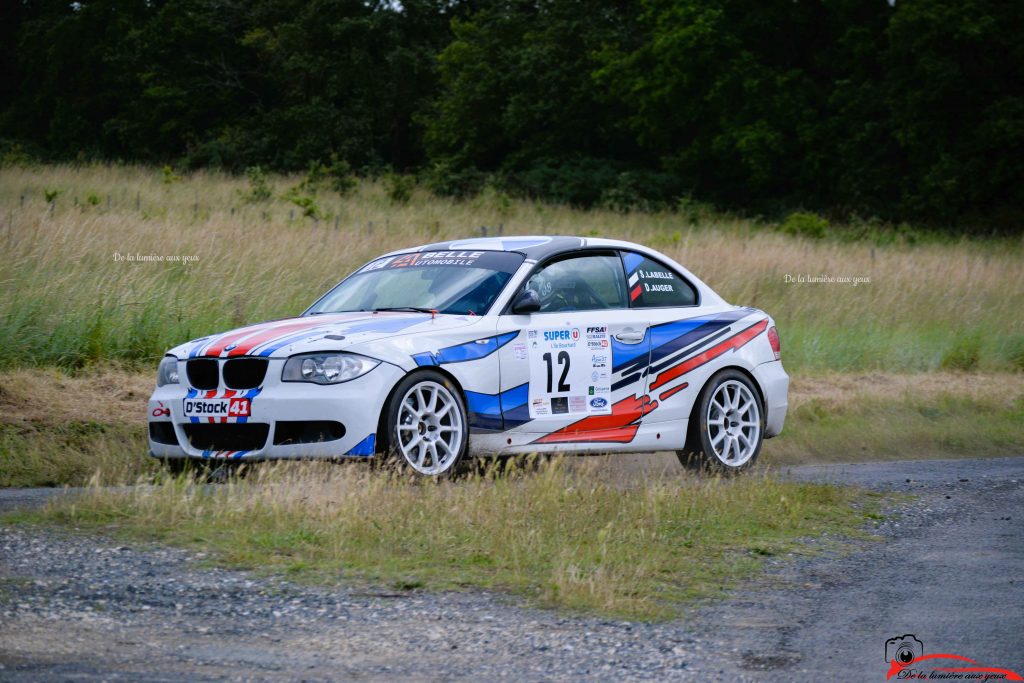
[244,166,272,202]
[282,189,320,219]
[423,160,486,200]
[43,188,60,203]
[0,0,1021,230]
[86,193,101,206]
[325,156,357,196]
[676,196,719,226]
[296,157,356,198]
[1006,337,1024,372]
[780,212,830,239]
[0,140,35,167]
[385,174,416,205]
[940,336,983,371]
[161,166,180,185]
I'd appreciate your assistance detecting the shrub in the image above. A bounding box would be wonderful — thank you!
[326,155,357,196]
[424,160,487,200]
[603,170,679,213]
[386,174,416,204]
[161,165,181,185]
[676,195,719,225]
[503,158,619,207]
[244,166,272,202]
[1004,336,1024,372]
[0,139,36,167]
[940,336,982,371]
[780,212,829,239]
[282,187,321,219]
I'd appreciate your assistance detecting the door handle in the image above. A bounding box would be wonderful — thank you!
[614,329,646,344]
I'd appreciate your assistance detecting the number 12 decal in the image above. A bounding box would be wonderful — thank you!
[542,351,571,393]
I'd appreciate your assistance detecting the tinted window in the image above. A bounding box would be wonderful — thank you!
[622,252,697,307]
[525,254,627,312]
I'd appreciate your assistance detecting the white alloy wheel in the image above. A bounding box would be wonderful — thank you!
[394,380,465,475]
[706,379,761,467]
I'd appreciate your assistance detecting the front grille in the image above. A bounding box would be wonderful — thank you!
[273,421,345,445]
[186,359,219,390]
[182,423,269,451]
[223,358,268,389]
[149,422,179,446]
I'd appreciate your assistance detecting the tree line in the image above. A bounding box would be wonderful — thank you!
[1,0,1021,231]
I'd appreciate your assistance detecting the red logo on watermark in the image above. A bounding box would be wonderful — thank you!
[884,634,1021,681]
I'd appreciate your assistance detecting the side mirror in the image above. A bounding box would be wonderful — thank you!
[511,289,541,314]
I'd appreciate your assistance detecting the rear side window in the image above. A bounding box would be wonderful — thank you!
[621,252,697,307]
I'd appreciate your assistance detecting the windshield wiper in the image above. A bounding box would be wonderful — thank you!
[369,306,439,315]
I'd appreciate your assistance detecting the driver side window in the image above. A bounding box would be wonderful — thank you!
[525,254,627,312]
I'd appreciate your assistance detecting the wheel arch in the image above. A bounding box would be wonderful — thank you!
[374,366,469,454]
[685,364,767,430]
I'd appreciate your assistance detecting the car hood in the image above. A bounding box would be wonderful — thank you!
[169,312,480,359]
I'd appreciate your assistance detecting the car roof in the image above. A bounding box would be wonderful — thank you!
[386,235,673,262]
[382,236,582,262]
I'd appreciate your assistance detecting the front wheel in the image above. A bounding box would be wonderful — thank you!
[677,369,764,474]
[383,371,468,477]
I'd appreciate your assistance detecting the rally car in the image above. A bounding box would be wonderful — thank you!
[149,236,788,475]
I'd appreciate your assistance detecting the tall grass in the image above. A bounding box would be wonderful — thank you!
[29,459,872,619]
[2,164,1022,371]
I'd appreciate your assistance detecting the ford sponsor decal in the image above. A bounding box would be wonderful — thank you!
[589,397,608,409]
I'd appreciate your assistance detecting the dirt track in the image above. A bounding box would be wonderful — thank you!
[1,456,1022,681]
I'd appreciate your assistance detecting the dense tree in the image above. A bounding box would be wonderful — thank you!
[0,0,1021,229]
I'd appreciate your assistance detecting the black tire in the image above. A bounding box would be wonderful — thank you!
[379,370,469,477]
[677,369,765,475]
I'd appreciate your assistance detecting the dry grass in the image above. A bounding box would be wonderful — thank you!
[1,163,1022,371]
[0,365,151,427]
[24,459,873,620]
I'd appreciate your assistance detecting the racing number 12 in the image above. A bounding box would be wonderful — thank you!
[542,351,571,393]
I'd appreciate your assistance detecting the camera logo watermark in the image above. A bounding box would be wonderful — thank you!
[883,633,1021,680]
[886,634,924,668]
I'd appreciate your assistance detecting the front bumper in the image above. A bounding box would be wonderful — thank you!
[147,360,405,460]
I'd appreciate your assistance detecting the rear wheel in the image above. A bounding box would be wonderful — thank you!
[383,371,468,477]
[677,369,764,474]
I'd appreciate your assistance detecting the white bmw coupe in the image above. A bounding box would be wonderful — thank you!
[149,236,788,476]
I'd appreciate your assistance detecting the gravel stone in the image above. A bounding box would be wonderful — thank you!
[1,456,1021,681]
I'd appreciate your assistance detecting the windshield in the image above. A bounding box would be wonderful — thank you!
[307,250,525,316]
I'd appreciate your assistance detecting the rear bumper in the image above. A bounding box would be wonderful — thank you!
[752,360,788,438]
[147,362,404,460]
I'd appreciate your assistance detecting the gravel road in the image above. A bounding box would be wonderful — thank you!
[1,456,1021,682]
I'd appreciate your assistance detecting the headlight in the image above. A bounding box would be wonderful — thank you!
[157,356,179,386]
[282,353,379,385]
